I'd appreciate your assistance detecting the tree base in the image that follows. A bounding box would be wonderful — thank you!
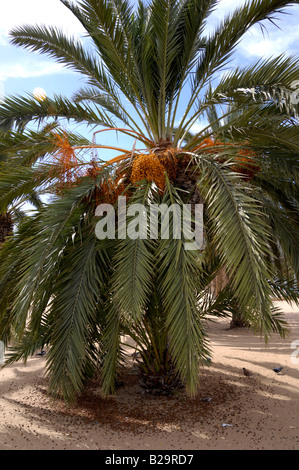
[137,359,182,396]
[230,315,250,329]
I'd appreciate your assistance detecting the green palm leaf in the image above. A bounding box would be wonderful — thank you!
[157,178,210,395]
[111,181,155,321]
[0,93,114,132]
[196,156,279,337]
[46,228,105,402]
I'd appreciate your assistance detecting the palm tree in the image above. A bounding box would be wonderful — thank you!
[0,0,298,402]
[0,128,45,246]
[0,138,13,244]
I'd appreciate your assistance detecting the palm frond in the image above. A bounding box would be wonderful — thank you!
[1,181,99,338]
[157,178,210,395]
[110,181,155,322]
[196,156,283,338]
[100,302,125,396]
[207,55,299,117]
[0,93,114,132]
[46,226,105,402]
[194,0,299,88]
[9,23,116,94]
[0,164,58,213]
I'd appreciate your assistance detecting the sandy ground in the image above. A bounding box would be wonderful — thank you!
[0,300,298,450]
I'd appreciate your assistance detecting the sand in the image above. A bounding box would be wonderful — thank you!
[0,300,298,450]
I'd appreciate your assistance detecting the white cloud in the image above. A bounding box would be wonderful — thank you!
[206,0,247,33]
[0,0,85,41]
[189,123,207,135]
[211,0,246,16]
[0,60,67,81]
[239,24,299,58]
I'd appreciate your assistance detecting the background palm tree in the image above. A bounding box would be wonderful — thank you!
[204,103,299,327]
[0,0,298,402]
[0,137,15,245]
[0,128,44,243]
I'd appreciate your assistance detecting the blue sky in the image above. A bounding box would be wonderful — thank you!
[0,0,299,152]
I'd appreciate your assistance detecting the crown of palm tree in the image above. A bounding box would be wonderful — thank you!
[0,0,298,402]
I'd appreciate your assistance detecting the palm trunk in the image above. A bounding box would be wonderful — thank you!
[210,266,229,296]
[230,309,250,329]
[133,294,182,395]
[210,267,249,328]
[0,213,13,244]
